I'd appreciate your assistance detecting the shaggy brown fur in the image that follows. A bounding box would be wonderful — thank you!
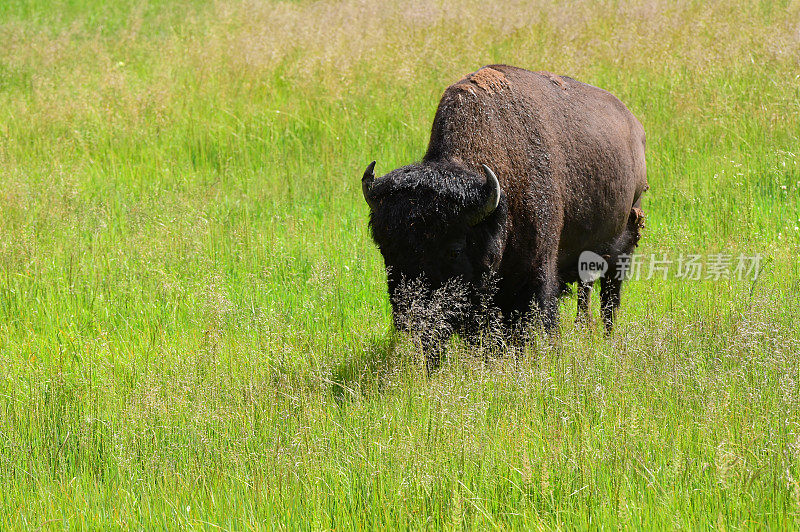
[363,65,648,352]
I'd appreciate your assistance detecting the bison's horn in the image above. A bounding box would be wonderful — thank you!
[469,164,501,225]
[362,161,377,210]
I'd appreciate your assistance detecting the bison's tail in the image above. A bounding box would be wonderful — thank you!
[626,206,645,249]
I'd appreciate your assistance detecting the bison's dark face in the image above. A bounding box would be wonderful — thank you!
[362,161,507,335]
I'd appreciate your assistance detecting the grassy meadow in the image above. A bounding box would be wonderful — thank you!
[1,0,800,528]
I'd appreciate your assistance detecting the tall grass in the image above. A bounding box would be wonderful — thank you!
[1,0,799,528]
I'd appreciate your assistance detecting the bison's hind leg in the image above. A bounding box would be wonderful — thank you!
[576,280,594,325]
[600,276,621,332]
[601,206,645,332]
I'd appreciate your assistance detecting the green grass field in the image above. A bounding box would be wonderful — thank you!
[1,0,800,528]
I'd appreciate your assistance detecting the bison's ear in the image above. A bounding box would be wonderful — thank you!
[468,164,501,226]
[362,161,377,210]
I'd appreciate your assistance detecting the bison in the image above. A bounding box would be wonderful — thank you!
[361,65,647,361]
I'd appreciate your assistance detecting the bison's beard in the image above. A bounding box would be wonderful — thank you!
[390,273,504,367]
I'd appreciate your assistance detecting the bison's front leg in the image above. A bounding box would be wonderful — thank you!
[533,276,560,333]
[532,249,562,333]
[512,258,560,336]
[508,263,560,339]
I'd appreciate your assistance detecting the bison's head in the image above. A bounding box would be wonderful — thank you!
[361,160,507,338]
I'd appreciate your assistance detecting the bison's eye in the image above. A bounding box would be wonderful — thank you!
[445,235,467,261]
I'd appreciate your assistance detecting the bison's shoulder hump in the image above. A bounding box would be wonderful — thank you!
[449,66,509,96]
